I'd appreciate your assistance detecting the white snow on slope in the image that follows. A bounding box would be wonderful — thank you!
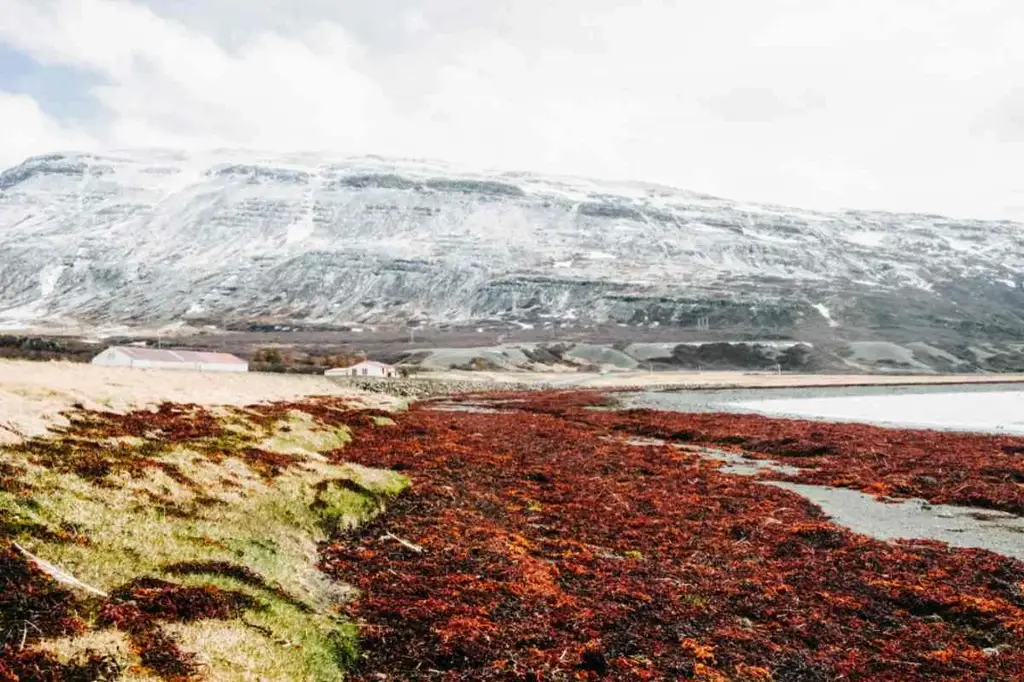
[0,150,1022,326]
[812,303,840,328]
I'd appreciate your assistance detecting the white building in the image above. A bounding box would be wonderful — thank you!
[325,360,398,378]
[91,346,249,373]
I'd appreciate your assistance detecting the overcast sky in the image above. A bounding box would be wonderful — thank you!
[1,0,1022,219]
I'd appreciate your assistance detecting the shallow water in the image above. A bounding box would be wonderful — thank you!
[674,444,803,476]
[426,402,503,414]
[622,382,1024,435]
[629,438,1024,561]
[768,482,1024,560]
[730,391,1024,435]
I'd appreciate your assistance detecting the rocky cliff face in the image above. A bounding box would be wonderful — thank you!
[1,150,1021,340]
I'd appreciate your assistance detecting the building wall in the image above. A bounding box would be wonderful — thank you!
[91,349,132,367]
[349,365,395,378]
[326,364,397,378]
[91,349,248,373]
[128,359,248,373]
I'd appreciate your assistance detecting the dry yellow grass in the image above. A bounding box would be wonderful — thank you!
[0,359,401,443]
[2,401,408,681]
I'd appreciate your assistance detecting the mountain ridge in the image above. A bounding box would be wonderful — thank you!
[1,150,1021,341]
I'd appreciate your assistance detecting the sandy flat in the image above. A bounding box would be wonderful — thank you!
[427,368,1024,390]
[0,360,399,443]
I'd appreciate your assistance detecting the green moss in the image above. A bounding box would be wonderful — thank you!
[316,482,383,535]
[258,411,352,456]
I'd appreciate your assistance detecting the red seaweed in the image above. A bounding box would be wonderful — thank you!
[0,648,121,682]
[96,578,262,681]
[323,397,1024,681]
[0,546,85,643]
[579,407,1024,515]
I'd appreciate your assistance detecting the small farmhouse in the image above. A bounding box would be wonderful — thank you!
[91,346,249,373]
[325,361,398,378]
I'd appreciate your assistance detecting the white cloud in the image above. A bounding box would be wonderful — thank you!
[0,0,394,153]
[1,0,1023,219]
[0,92,93,168]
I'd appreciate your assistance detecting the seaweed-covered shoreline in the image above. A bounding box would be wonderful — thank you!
[325,391,1024,681]
[3,389,1024,680]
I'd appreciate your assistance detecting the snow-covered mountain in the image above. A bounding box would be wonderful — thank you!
[0,150,1022,339]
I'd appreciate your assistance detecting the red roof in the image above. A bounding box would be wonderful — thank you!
[110,346,247,365]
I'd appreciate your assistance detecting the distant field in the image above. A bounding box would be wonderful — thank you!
[0,359,399,443]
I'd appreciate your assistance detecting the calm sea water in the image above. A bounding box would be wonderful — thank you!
[622,382,1024,435]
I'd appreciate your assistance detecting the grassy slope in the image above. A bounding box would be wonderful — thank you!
[0,399,407,681]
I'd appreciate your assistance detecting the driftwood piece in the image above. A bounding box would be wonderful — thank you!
[13,542,109,598]
[380,532,424,554]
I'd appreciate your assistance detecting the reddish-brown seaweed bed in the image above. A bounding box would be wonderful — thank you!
[572,398,1024,516]
[324,391,1024,681]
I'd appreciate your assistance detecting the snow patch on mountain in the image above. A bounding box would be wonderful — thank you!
[0,150,1021,336]
[812,304,840,328]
